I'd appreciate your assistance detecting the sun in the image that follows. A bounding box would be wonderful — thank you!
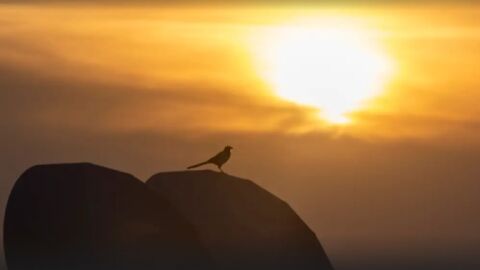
[254,20,393,124]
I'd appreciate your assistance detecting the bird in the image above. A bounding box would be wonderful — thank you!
[187,146,233,173]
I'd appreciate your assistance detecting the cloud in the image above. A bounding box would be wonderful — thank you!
[2,4,480,141]
[0,5,327,136]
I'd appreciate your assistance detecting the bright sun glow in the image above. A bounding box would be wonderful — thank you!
[255,20,393,124]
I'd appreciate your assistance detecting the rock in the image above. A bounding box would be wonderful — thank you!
[4,163,213,270]
[147,170,334,270]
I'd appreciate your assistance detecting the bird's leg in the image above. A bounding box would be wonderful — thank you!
[219,165,224,173]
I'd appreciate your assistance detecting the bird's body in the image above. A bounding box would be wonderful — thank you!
[187,146,232,172]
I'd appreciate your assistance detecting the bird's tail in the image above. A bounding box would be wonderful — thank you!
[187,161,210,169]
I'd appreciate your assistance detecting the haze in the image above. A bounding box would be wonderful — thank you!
[1,2,480,270]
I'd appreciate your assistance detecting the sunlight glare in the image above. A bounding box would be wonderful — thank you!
[255,20,393,124]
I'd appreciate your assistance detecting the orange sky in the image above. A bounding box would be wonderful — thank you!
[1,4,480,139]
[1,3,480,270]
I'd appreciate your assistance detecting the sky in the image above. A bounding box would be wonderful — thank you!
[1,2,480,270]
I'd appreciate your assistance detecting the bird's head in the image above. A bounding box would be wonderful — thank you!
[225,145,233,151]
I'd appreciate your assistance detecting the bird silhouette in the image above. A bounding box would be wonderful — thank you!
[187,146,233,173]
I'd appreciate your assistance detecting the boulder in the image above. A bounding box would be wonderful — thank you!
[147,170,333,270]
[4,163,213,270]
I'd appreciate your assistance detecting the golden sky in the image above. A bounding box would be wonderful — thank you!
[1,3,480,270]
[1,4,480,140]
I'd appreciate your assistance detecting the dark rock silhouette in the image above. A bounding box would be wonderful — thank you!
[147,170,334,270]
[4,163,213,270]
[4,163,334,270]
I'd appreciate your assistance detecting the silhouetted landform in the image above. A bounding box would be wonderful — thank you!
[147,170,334,270]
[4,163,213,270]
[4,163,333,270]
